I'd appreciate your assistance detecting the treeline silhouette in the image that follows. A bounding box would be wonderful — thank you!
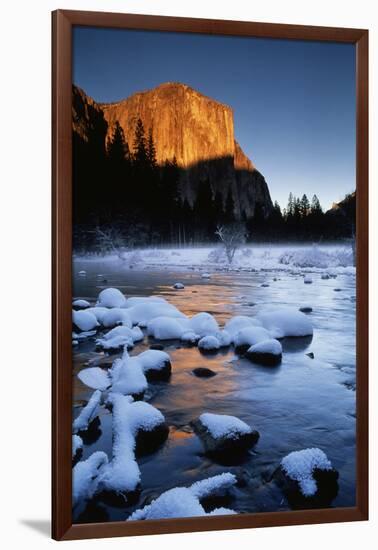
[73,116,245,249]
[73,112,355,252]
[249,192,356,243]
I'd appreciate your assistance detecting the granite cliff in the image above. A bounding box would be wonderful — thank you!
[73,82,273,219]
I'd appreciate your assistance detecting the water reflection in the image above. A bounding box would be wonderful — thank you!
[72,261,356,520]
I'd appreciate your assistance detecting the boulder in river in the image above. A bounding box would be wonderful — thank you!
[273,448,339,509]
[192,367,217,378]
[245,338,282,366]
[135,422,170,456]
[191,413,259,458]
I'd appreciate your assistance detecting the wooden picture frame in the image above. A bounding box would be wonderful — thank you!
[52,9,368,541]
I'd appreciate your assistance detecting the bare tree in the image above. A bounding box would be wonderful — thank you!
[215,223,247,264]
[94,226,128,259]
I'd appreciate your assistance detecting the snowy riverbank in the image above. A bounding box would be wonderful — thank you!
[74,243,355,276]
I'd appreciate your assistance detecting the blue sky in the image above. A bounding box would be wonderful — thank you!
[73,27,356,210]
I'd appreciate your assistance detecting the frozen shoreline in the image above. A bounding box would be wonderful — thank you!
[73,243,356,276]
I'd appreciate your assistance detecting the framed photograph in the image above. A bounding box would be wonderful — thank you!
[52,10,368,541]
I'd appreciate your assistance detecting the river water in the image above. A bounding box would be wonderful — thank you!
[72,257,356,523]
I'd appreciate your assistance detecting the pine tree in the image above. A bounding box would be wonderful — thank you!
[108,122,129,164]
[310,194,323,215]
[133,118,147,165]
[286,192,295,218]
[147,127,157,169]
[300,194,310,217]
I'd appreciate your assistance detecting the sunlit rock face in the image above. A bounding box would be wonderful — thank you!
[73,82,273,218]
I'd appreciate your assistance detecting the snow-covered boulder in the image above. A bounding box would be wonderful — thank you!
[245,339,282,366]
[224,316,262,338]
[233,326,271,353]
[72,434,83,465]
[110,352,148,399]
[181,331,200,344]
[189,312,219,337]
[130,400,169,456]
[96,325,135,352]
[131,326,144,342]
[78,367,111,391]
[101,308,132,328]
[257,308,313,339]
[73,390,102,433]
[137,349,172,381]
[85,306,108,324]
[304,275,313,284]
[98,395,168,504]
[192,413,259,457]
[72,299,90,310]
[96,288,126,308]
[127,300,186,327]
[147,316,187,340]
[198,335,221,352]
[201,272,211,279]
[128,473,236,521]
[274,448,339,507]
[78,270,86,276]
[73,451,108,507]
[321,273,330,280]
[214,330,232,347]
[261,282,270,287]
[97,396,141,504]
[173,282,185,290]
[72,310,98,332]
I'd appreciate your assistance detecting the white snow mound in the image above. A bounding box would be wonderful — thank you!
[258,308,313,338]
[247,338,282,356]
[199,413,253,439]
[73,451,108,506]
[281,448,333,497]
[73,390,102,433]
[96,288,127,308]
[73,310,98,332]
[198,335,221,351]
[78,367,111,391]
[128,474,236,521]
[233,326,270,348]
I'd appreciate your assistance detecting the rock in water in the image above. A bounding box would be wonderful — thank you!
[173,282,185,290]
[191,413,259,458]
[245,339,282,366]
[273,448,339,509]
[73,83,273,219]
[192,367,217,378]
[299,306,313,313]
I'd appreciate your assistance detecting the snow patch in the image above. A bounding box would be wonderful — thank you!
[96,288,126,308]
[198,335,221,351]
[128,474,236,521]
[281,448,333,497]
[72,310,98,332]
[73,390,102,433]
[73,451,108,506]
[198,413,252,439]
[78,367,111,391]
